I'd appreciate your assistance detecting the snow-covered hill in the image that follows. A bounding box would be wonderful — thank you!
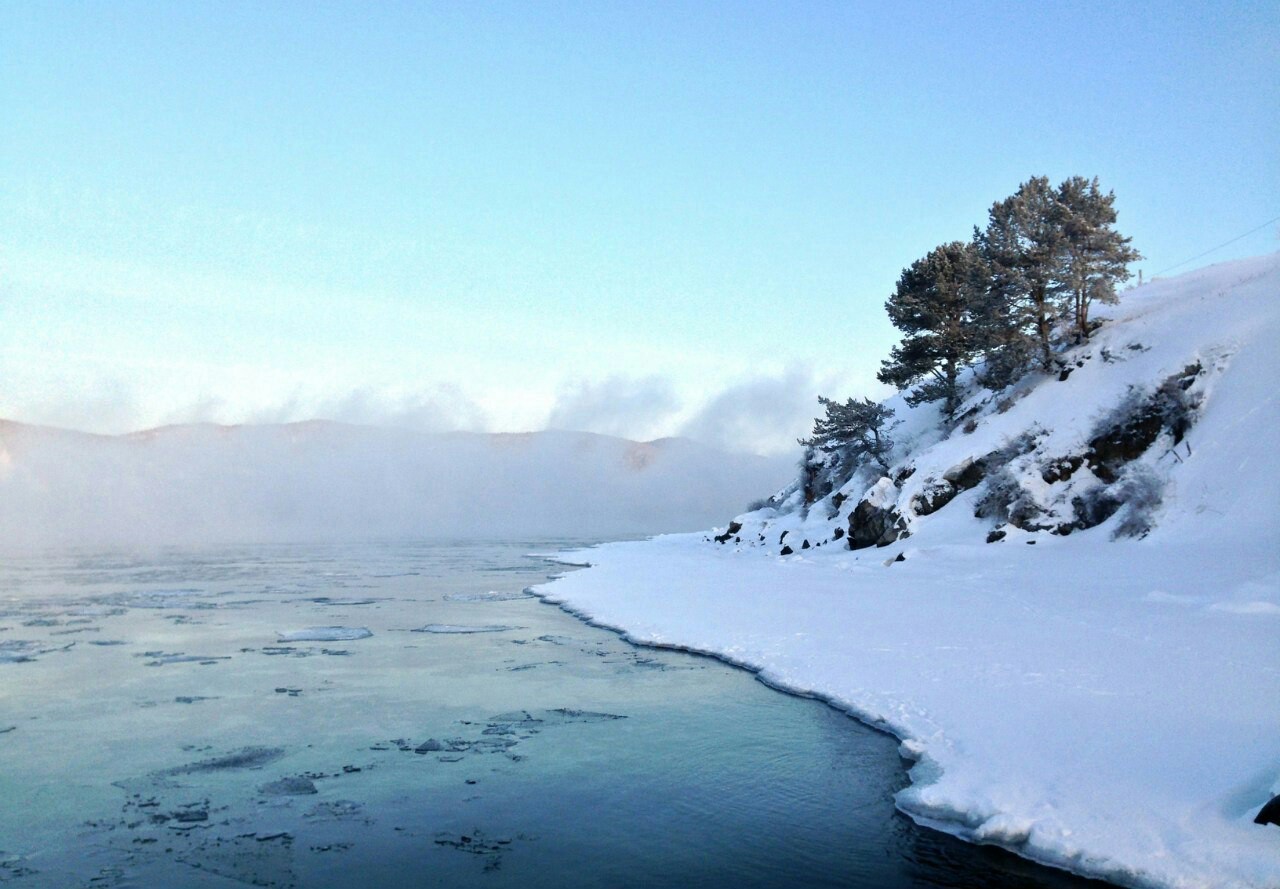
[0,422,793,548]
[535,253,1280,889]
[724,254,1278,558]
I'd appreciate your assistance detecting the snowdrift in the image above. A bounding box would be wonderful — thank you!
[0,423,793,548]
[535,254,1280,889]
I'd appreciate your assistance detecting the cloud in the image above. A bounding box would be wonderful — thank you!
[12,382,493,436]
[547,375,681,440]
[0,376,144,434]
[256,385,490,433]
[679,367,826,457]
[162,394,233,427]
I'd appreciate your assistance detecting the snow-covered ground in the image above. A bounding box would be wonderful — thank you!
[535,254,1280,889]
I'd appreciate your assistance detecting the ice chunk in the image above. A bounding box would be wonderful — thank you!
[276,627,373,642]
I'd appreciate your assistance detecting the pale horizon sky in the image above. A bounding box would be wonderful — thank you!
[2,1,1277,455]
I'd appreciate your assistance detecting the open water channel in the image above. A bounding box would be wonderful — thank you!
[0,540,1108,888]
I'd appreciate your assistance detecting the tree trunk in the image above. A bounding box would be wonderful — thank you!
[944,359,959,423]
[1033,286,1053,370]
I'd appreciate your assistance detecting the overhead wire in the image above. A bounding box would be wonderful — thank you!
[1150,214,1280,278]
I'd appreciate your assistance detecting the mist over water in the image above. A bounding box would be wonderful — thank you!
[0,540,1107,888]
[0,422,793,549]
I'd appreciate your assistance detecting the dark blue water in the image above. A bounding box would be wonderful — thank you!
[0,541,1108,888]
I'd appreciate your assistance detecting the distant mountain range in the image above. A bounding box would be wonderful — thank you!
[0,421,794,548]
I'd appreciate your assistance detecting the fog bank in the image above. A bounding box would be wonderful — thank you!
[0,420,794,549]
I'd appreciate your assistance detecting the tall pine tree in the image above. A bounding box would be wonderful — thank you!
[974,176,1063,373]
[878,240,987,423]
[1056,176,1142,341]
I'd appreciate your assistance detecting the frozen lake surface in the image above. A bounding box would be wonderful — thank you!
[0,541,1107,888]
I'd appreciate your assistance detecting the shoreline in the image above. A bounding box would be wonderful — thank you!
[528,535,1278,889]
[528,553,1125,889]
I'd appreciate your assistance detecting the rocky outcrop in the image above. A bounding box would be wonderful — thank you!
[847,499,908,549]
[847,479,910,549]
[911,455,993,517]
[944,456,989,491]
[1086,409,1164,484]
[912,479,956,517]
[1086,363,1202,483]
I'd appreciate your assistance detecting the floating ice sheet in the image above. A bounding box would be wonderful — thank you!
[276,627,373,642]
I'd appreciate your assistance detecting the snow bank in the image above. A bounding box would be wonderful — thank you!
[535,254,1280,889]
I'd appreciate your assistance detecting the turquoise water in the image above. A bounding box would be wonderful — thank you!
[0,541,1107,888]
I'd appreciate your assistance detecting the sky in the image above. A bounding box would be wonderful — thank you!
[1,1,1276,455]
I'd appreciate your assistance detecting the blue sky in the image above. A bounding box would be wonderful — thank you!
[1,1,1276,453]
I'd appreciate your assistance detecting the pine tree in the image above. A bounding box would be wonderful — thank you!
[877,240,987,422]
[1056,176,1142,341]
[800,397,898,475]
[974,176,1064,373]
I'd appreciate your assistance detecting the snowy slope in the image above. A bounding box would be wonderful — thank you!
[535,254,1280,889]
[0,422,793,548]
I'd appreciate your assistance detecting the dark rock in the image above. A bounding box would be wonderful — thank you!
[780,545,794,556]
[1041,455,1084,484]
[1058,368,1072,382]
[893,552,905,562]
[801,540,810,550]
[943,456,989,492]
[847,497,909,550]
[912,479,957,517]
[832,527,844,540]
[1175,361,1202,391]
[414,739,444,753]
[892,465,916,484]
[1087,411,1163,483]
[1255,794,1280,826]
[714,522,743,544]
[1069,485,1128,531]
[779,530,788,544]
[976,473,1051,530]
[915,457,993,518]
[986,529,1007,543]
